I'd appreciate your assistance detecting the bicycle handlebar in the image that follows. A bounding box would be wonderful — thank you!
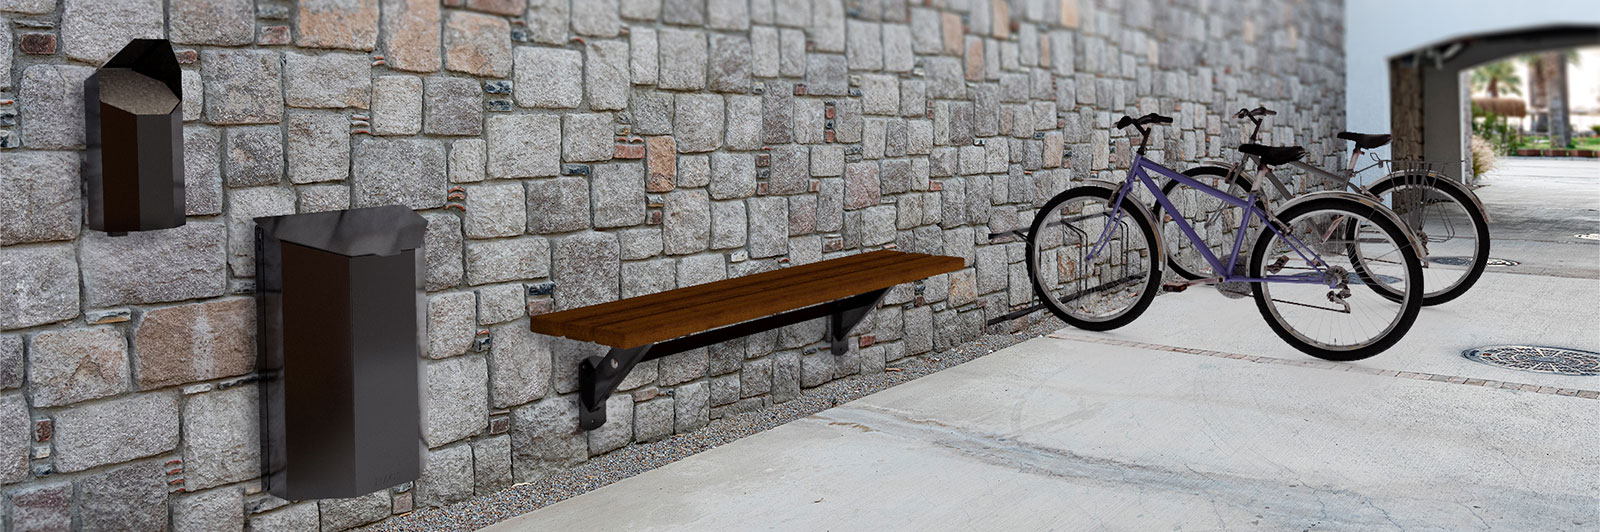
[1115,113,1173,129]
[1235,106,1276,119]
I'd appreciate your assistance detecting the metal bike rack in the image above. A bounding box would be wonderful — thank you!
[576,289,886,430]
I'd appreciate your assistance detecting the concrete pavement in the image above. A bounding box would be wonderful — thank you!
[484,157,1599,531]
[487,334,1599,531]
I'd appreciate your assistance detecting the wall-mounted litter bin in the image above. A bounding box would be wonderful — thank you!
[85,38,184,235]
[255,205,428,500]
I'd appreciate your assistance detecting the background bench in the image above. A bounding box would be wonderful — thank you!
[530,250,963,429]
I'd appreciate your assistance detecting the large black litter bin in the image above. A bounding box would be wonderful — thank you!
[255,205,428,500]
[85,38,184,235]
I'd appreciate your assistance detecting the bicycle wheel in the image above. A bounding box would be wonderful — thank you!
[1250,197,1423,360]
[1350,174,1490,306]
[1026,186,1162,331]
[1149,166,1259,280]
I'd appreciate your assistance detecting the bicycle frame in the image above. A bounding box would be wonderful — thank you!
[1088,154,1334,287]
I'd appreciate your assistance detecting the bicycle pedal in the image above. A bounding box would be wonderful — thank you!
[1161,282,1189,293]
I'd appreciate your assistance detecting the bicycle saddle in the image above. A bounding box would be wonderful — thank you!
[1237,143,1306,166]
[1336,132,1391,150]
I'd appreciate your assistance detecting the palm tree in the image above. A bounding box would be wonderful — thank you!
[1523,50,1580,135]
[1470,60,1521,98]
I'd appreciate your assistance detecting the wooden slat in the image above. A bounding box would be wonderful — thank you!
[529,251,962,348]
[560,251,919,339]
[591,253,962,347]
[532,250,903,338]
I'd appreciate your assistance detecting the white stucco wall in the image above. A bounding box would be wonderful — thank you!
[1344,0,1600,159]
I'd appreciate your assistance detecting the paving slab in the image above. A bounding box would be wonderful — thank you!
[486,335,1599,531]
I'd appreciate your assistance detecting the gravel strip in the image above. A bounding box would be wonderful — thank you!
[360,317,1063,532]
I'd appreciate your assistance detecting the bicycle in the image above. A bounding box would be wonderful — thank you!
[1026,113,1425,360]
[1152,107,1491,306]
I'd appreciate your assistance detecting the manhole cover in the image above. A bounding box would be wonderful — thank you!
[1429,256,1474,266]
[1577,233,1600,241]
[1485,258,1519,267]
[1461,345,1600,376]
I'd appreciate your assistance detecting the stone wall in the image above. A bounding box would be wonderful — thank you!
[0,0,1344,530]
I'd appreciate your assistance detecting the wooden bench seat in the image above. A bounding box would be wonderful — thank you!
[530,250,962,429]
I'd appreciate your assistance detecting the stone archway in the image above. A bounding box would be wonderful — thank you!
[1387,24,1599,182]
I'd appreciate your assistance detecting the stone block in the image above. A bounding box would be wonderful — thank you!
[0,151,79,245]
[425,76,485,135]
[451,139,488,183]
[659,29,707,90]
[629,27,658,85]
[353,137,447,209]
[571,0,621,37]
[863,204,896,246]
[663,0,704,25]
[844,162,881,210]
[751,26,779,78]
[76,461,168,531]
[748,196,788,258]
[588,394,633,455]
[673,381,710,432]
[171,488,243,532]
[61,0,163,63]
[380,0,442,72]
[645,136,677,192]
[170,0,253,45]
[0,245,77,330]
[709,34,751,93]
[318,491,389,531]
[223,186,294,277]
[464,182,526,238]
[563,113,614,162]
[223,126,284,186]
[622,259,676,298]
[725,95,762,150]
[679,155,710,187]
[490,320,551,408]
[522,0,566,43]
[805,54,847,96]
[515,47,581,109]
[488,114,561,178]
[510,396,585,482]
[424,355,488,446]
[444,11,511,77]
[203,50,283,125]
[372,75,423,135]
[586,40,629,111]
[53,391,180,472]
[285,110,350,184]
[680,254,729,290]
[418,444,474,507]
[710,152,755,200]
[19,64,93,148]
[134,298,254,390]
[424,212,465,290]
[883,23,913,72]
[619,227,664,260]
[297,0,379,50]
[552,232,621,308]
[526,177,590,233]
[664,190,711,255]
[248,503,318,532]
[80,223,226,307]
[779,28,806,77]
[428,292,477,359]
[634,397,673,442]
[593,163,647,228]
[183,385,259,489]
[675,93,724,153]
[465,237,550,286]
[478,283,522,325]
[184,127,224,215]
[473,435,513,495]
[285,52,372,109]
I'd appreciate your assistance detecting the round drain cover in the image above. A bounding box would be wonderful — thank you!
[1576,233,1600,240]
[1429,256,1473,266]
[1461,345,1600,376]
[1485,258,1519,267]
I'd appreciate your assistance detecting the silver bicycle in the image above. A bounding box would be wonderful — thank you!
[1151,107,1491,306]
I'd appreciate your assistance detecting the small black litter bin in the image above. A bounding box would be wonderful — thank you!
[85,38,184,235]
[255,205,428,500]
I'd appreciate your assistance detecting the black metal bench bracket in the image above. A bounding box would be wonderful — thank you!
[575,288,889,430]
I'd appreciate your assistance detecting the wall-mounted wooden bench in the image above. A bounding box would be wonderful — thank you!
[530,250,963,430]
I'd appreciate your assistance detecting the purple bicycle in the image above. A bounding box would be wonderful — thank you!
[1026,113,1425,360]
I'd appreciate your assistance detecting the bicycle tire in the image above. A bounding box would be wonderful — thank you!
[1027,186,1163,331]
[1149,165,1255,280]
[1347,173,1490,306]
